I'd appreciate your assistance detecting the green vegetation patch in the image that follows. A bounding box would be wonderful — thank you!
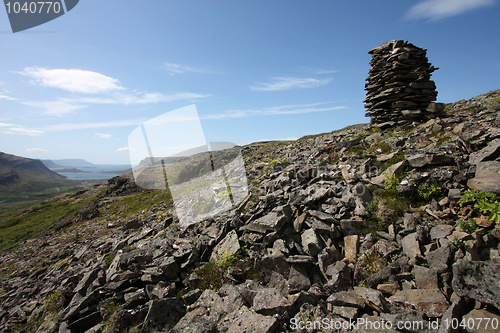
[194,245,248,291]
[456,219,478,234]
[354,250,389,287]
[417,183,445,200]
[381,152,405,171]
[0,180,81,214]
[458,189,500,223]
[366,172,412,234]
[44,289,65,313]
[105,190,172,219]
[0,193,99,252]
[367,190,410,234]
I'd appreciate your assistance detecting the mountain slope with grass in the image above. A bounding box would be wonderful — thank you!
[0,152,81,213]
[0,89,500,332]
[0,152,66,186]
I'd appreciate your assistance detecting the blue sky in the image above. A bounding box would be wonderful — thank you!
[0,0,499,164]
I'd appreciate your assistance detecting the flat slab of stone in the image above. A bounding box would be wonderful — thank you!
[217,305,278,333]
[252,288,287,316]
[340,218,369,236]
[413,265,438,289]
[329,305,359,320]
[353,286,389,313]
[373,239,400,257]
[372,160,408,185]
[326,291,366,308]
[429,224,454,240]
[389,289,449,317]
[210,230,240,261]
[169,313,216,333]
[468,162,500,195]
[425,245,452,273]
[141,298,186,332]
[407,153,453,168]
[301,229,322,256]
[401,233,421,259]
[439,298,468,333]
[246,205,292,233]
[452,259,500,308]
[463,309,500,333]
[468,154,500,194]
[308,210,338,224]
[344,235,359,263]
[469,139,500,165]
[376,283,399,296]
[288,264,311,293]
[286,255,315,264]
[446,230,473,242]
[326,261,352,292]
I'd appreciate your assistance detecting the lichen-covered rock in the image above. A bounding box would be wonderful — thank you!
[389,289,449,317]
[452,259,500,309]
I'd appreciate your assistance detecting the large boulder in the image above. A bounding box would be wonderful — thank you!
[452,259,500,308]
[467,161,500,194]
[246,205,292,233]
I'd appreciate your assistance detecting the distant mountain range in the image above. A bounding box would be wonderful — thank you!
[41,159,96,168]
[134,142,238,169]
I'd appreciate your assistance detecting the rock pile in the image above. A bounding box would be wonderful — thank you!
[1,90,500,332]
[364,39,440,125]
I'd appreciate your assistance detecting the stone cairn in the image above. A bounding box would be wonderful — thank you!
[364,39,440,125]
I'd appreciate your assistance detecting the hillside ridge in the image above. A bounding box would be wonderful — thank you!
[0,152,66,185]
[0,89,500,332]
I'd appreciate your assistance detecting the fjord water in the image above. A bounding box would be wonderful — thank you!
[50,164,130,180]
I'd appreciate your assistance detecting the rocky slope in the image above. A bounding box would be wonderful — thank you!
[1,90,500,332]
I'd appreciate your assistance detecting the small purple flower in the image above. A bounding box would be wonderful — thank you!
[353,257,362,282]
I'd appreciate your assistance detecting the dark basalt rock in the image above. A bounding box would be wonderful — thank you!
[364,39,440,124]
[452,259,500,309]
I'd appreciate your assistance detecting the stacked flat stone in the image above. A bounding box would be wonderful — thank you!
[364,39,438,125]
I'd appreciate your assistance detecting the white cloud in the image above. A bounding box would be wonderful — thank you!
[313,69,338,75]
[116,146,130,152]
[299,67,338,75]
[204,102,346,120]
[25,148,49,153]
[0,94,18,101]
[79,92,211,105]
[135,92,210,103]
[23,92,209,117]
[0,122,43,136]
[250,77,332,91]
[20,67,124,93]
[23,99,87,116]
[44,118,145,131]
[405,0,496,21]
[95,133,112,139]
[164,62,222,75]
[17,67,210,117]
